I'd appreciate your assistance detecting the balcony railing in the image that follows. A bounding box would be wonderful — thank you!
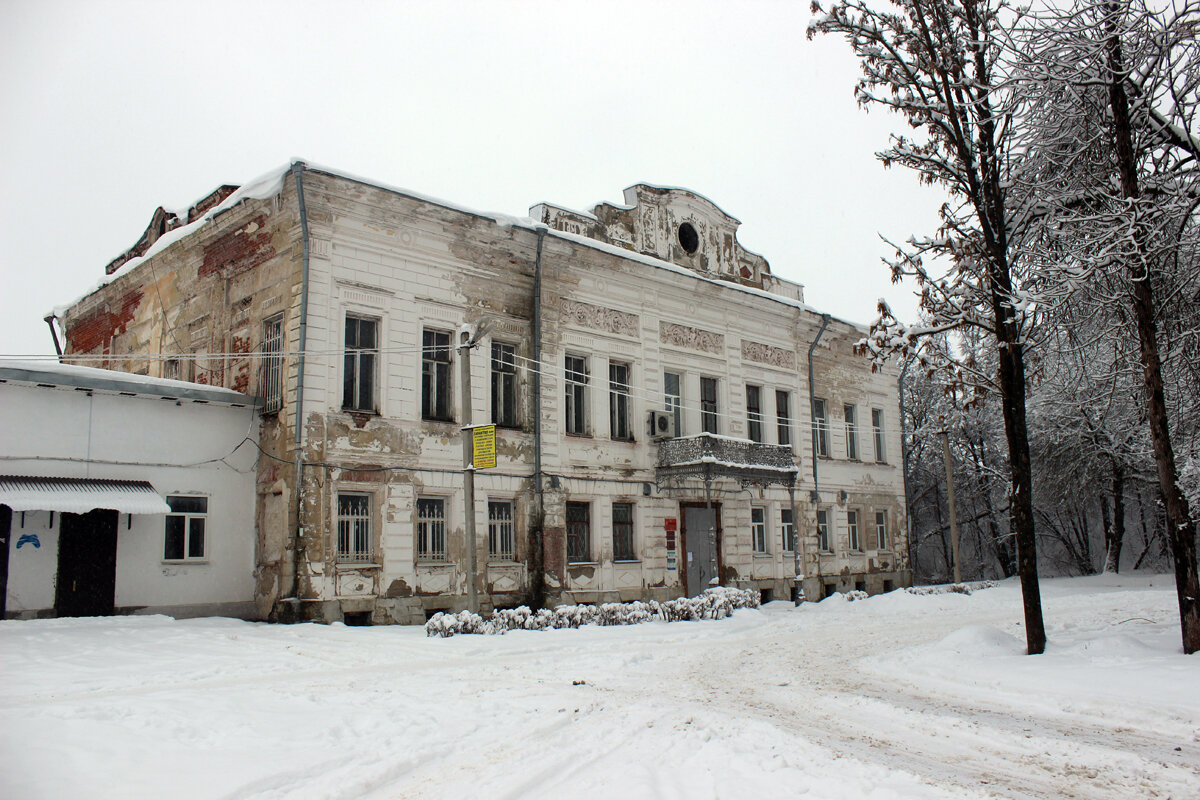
[656,433,798,488]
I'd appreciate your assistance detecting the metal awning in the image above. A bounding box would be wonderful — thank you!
[0,476,171,514]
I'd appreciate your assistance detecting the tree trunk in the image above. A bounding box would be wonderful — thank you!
[1103,459,1125,573]
[1107,5,1200,654]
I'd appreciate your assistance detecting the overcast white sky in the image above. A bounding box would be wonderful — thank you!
[0,0,945,359]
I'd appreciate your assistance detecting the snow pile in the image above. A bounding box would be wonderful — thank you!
[905,580,996,596]
[425,587,759,637]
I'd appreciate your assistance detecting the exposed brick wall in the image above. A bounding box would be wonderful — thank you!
[64,287,144,353]
[200,215,276,280]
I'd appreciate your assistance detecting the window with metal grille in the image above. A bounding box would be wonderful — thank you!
[817,508,832,552]
[847,509,862,551]
[336,493,372,562]
[664,371,682,435]
[875,510,888,549]
[872,408,886,462]
[746,385,763,443]
[566,501,591,562]
[262,315,284,413]
[488,500,515,560]
[700,376,719,434]
[812,397,830,457]
[845,404,858,459]
[776,390,791,449]
[164,495,207,561]
[751,507,768,553]
[781,507,795,552]
[343,315,377,412]
[491,342,517,428]
[609,362,631,440]
[416,498,446,561]
[612,502,635,561]
[422,329,453,421]
[565,355,589,435]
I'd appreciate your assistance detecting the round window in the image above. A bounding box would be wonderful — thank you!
[678,222,699,255]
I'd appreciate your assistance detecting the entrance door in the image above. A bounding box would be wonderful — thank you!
[682,504,720,598]
[55,509,119,617]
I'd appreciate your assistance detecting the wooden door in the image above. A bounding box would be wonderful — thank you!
[55,509,118,617]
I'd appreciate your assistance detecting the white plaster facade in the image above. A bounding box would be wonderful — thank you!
[0,361,259,619]
[58,163,910,624]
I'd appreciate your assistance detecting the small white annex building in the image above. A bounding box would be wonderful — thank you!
[0,360,260,619]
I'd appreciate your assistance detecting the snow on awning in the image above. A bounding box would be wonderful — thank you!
[0,476,171,514]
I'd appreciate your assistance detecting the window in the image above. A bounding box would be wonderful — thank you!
[163,357,180,382]
[872,408,886,462]
[416,498,447,561]
[262,315,284,413]
[609,362,632,440]
[781,508,795,552]
[664,371,682,436]
[343,315,377,412]
[847,509,861,551]
[817,508,832,552]
[844,404,858,459]
[701,376,719,434]
[612,502,635,561]
[566,501,591,563]
[491,342,518,428]
[164,496,207,560]
[776,390,792,449]
[751,507,768,553]
[875,510,888,549]
[565,355,589,435]
[746,385,763,442]
[488,500,515,560]
[422,329,453,421]
[336,493,372,562]
[812,398,829,457]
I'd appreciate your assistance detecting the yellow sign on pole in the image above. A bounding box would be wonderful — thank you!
[471,425,497,469]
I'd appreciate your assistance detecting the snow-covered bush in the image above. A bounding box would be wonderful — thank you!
[425,587,759,637]
[905,581,996,597]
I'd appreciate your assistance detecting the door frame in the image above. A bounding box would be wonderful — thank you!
[679,501,722,597]
[55,509,119,617]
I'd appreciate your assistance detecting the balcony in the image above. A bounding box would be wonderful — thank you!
[656,433,798,489]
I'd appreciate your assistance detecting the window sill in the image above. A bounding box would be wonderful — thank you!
[613,559,641,565]
[341,407,378,416]
[568,560,599,566]
[417,560,455,567]
[337,561,380,569]
[610,437,636,444]
[487,558,521,566]
[565,432,593,440]
[162,559,208,565]
[422,416,456,425]
[752,553,772,559]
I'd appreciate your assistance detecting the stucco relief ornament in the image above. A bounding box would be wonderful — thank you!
[560,299,639,337]
[741,340,796,369]
[660,321,724,354]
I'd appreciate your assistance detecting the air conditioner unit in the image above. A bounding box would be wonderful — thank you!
[649,410,676,440]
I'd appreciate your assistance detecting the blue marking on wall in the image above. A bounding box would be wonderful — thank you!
[16,533,41,549]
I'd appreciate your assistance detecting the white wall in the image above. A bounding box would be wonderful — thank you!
[3,380,259,618]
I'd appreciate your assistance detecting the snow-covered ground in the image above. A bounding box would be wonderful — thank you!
[2,573,1196,799]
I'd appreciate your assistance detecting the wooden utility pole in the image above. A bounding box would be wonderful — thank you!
[458,329,479,614]
[940,430,961,584]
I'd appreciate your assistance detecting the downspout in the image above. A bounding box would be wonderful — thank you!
[899,357,915,585]
[289,161,311,617]
[530,226,547,608]
[43,314,63,360]
[807,314,831,502]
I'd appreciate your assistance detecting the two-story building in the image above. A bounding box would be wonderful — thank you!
[54,162,910,624]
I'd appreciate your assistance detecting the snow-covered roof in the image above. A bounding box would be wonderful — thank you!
[0,475,170,514]
[0,359,257,406]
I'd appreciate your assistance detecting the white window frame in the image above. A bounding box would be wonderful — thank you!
[612,501,637,562]
[746,384,764,443]
[812,398,830,457]
[847,509,862,552]
[336,492,373,563]
[164,495,208,562]
[872,407,886,463]
[700,376,719,434]
[261,314,284,413]
[844,403,858,460]
[609,361,633,441]
[566,500,592,563]
[491,341,518,428]
[422,328,454,422]
[343,314,379,413]
[416,496,448,562]
[565,354,589,436]
[487,499,516,561]
[780,507,795,552]
[817,508,832,553]
[751,506,768,554]
[664,371,682,436]
[776,390,792,449]
[875,510,889,550]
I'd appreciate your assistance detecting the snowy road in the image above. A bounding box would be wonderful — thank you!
[2,574,1197,799]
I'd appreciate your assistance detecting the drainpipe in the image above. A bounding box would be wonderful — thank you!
[44,314,63,360]
[807,314,831,502]
[898,358,915,585]
[289,161,311,617]
[530,226,547,608]
[805,313,830,599]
